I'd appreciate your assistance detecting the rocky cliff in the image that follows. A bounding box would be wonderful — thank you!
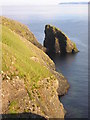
[44,25,79,54]
[1,17,69,119]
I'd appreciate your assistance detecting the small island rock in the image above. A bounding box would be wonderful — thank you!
[44,25,79,54]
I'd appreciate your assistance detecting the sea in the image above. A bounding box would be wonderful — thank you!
[2,4,88,118]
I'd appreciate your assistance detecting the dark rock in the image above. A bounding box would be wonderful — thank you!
[44,25,79,55]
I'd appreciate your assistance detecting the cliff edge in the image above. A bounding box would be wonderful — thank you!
[1,16,46,52]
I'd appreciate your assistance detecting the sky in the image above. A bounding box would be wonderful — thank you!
[0,0,89,6]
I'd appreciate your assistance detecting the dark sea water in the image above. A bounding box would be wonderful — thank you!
[2,5,88,118]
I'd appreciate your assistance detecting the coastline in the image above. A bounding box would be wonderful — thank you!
[1,16,70,119]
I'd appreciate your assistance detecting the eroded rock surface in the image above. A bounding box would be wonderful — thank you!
[44,25,79,54]
[1,72,66,119]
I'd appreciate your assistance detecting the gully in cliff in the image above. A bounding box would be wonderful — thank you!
[44,25,79,55]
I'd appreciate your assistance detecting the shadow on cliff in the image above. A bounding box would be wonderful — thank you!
[1,112,46,120]
[56,31,67,54]
[1,113,68,120]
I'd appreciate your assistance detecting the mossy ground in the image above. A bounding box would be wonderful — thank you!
[9,101,18,114]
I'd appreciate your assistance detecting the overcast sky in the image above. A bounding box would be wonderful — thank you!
[0,0,89,6]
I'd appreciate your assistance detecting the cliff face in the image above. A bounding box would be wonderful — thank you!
[1,17,69,119]
[44,25,79,54]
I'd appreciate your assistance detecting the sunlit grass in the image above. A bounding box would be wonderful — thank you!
[2,26,52,83]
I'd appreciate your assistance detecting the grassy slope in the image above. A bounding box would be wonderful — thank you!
[1,16,44,50]
[2,25,53,85]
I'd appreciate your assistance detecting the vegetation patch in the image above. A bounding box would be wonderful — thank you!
[2,26,52,84]
[9,101,18,114]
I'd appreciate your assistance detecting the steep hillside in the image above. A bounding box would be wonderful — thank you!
[1,16,45,51]
[1,17,69,119]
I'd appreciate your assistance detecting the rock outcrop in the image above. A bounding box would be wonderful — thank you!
[44,25,79,54]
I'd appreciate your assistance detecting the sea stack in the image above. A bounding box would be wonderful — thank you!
[44,25,79,54]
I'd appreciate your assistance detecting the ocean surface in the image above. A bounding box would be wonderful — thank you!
[2,5,88,118]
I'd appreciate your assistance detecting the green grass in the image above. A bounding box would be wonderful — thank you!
[26,87,33,100]
[1,16,42,49]
[2,16,34,42]
[9,101,18,114]
[2,25,52,84]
